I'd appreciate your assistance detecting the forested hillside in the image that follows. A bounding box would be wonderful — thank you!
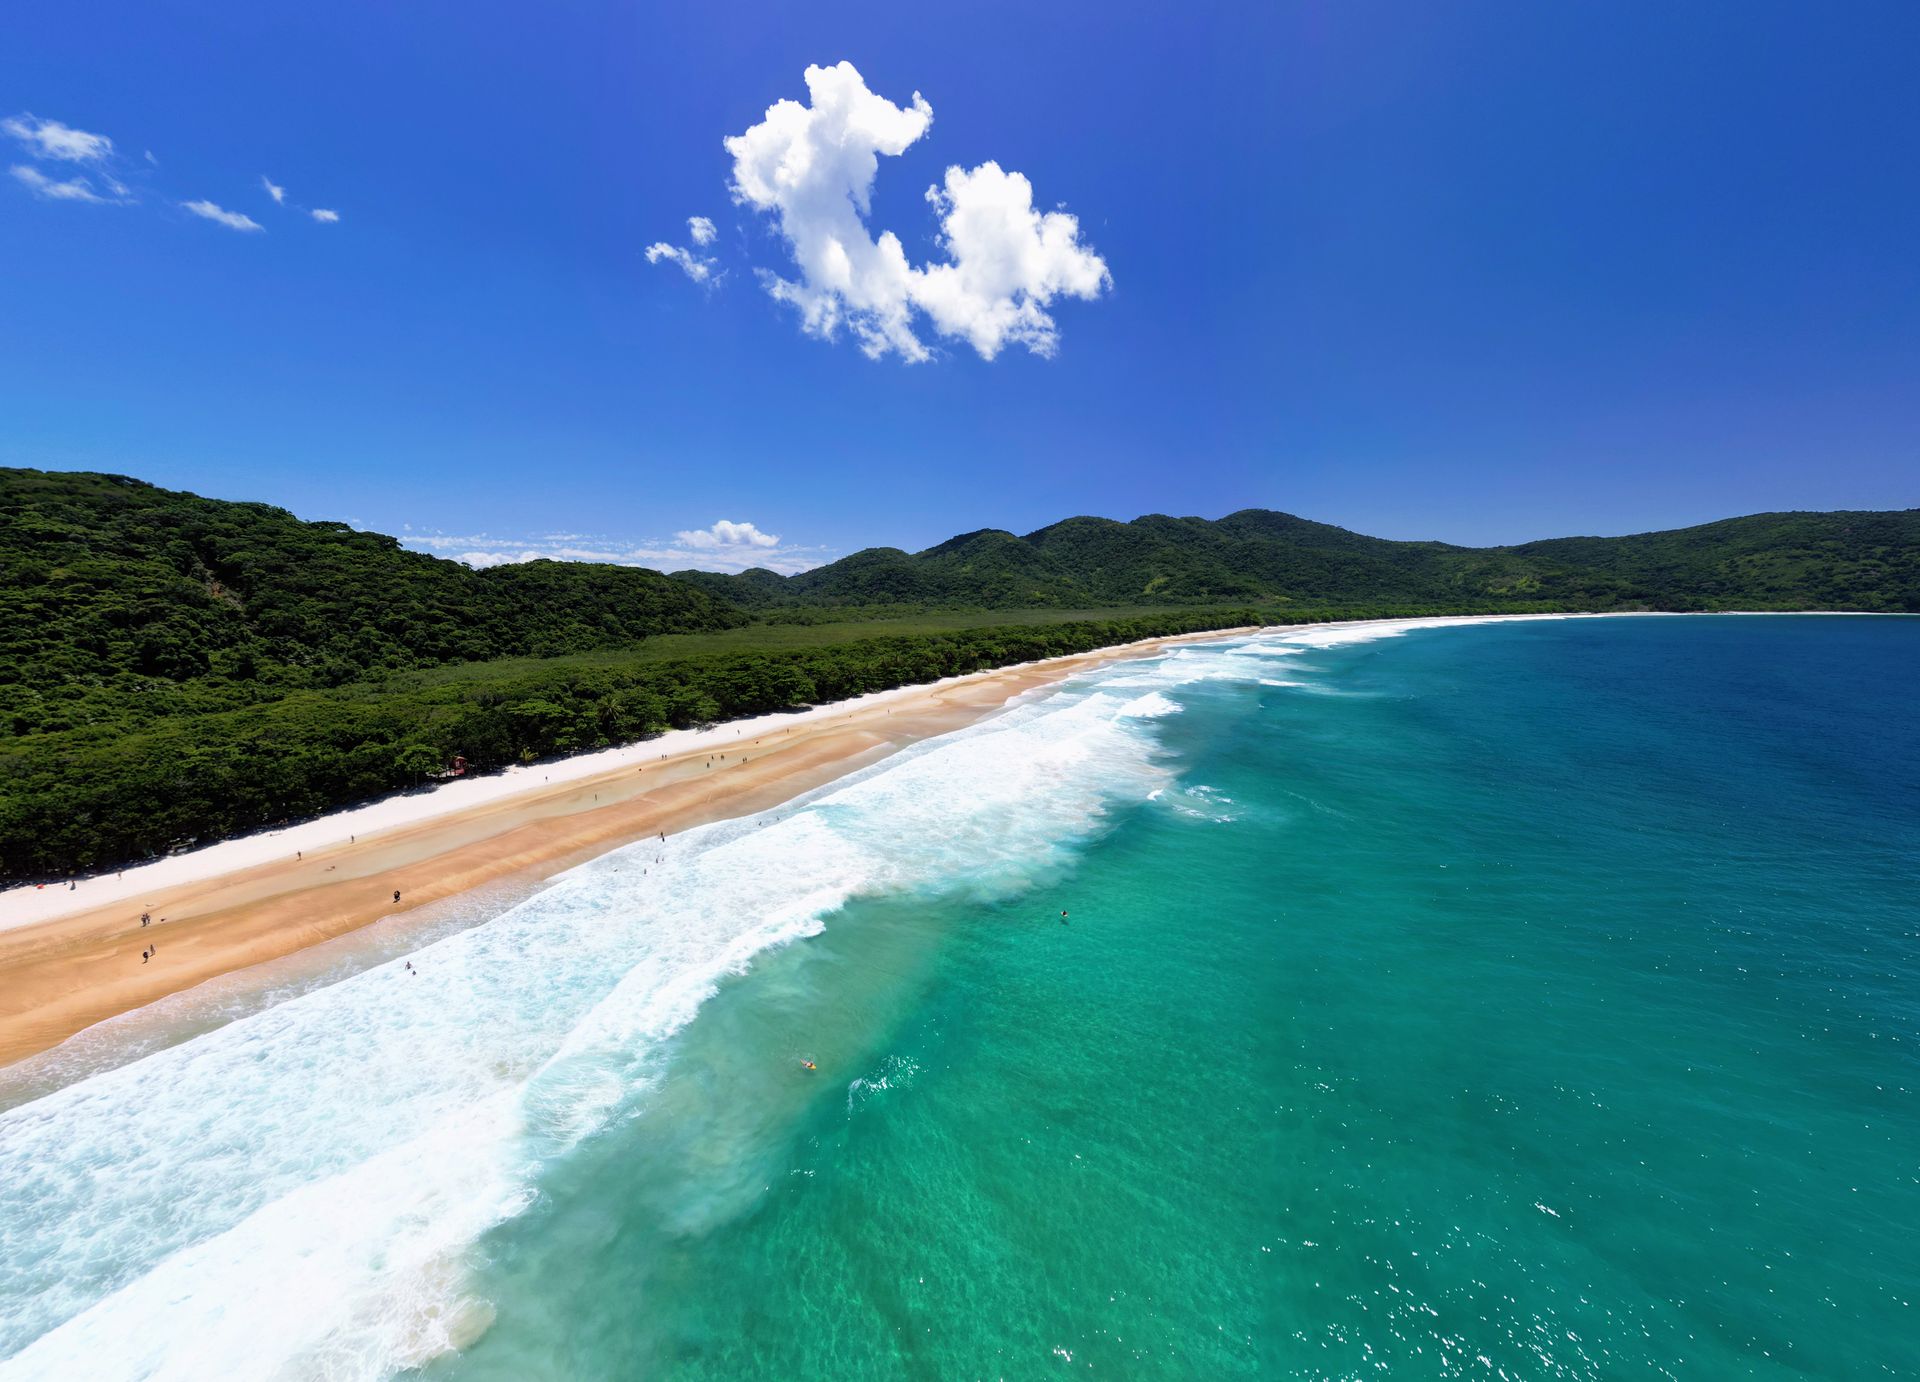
[2,466,1915,879]
[0,608,1280,878]
[680,508,1920,612]
[2,469,744,736]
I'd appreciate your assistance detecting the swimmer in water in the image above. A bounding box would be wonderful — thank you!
[802,1060,817,1071]
[1061,910,1069,925]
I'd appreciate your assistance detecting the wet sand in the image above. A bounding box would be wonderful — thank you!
[0,627,1259,1067]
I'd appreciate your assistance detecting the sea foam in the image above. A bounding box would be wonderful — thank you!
[0,680,1176,1380]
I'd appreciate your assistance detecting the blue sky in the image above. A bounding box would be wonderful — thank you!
[3,2,1916,572]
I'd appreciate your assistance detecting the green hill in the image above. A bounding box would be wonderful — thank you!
[1,469,746,737]
[2,466,1915,879]
[680,507,1920,612]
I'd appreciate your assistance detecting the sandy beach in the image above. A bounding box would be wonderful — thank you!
[0,623,1268,1068]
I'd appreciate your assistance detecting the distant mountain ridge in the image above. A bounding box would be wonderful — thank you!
[675,507,1920,613]
[1,468,745,735]
[3,466,1915,878]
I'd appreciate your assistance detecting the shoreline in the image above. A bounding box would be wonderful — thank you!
[0,609,1889,1070]
[0,620,1269,1068]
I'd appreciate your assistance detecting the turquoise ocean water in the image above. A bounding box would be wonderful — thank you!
[2,615,1915,1379]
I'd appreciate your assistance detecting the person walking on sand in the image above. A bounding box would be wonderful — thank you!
[141,912,150,927]
[393,890,402,904]
[141,948,149,963]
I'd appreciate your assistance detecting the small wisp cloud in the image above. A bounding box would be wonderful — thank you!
[10,164,123,204]
[5,112,342,233]
[261,174,342,224]
[2,113,113,163]
[181,199,263,232]
[646,216,722,283]
[5,114,132,204]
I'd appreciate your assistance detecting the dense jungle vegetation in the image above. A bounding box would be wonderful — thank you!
[3,467,1914,878]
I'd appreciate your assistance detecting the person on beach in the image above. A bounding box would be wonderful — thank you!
[141,949,148,963]
[141,912,150,927]
[393,890,401,904]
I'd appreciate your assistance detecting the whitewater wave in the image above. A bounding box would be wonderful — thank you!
[0,616,1577,1378]
[0,684,1174,1380]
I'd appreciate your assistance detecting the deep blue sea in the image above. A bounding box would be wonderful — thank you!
[2,615,1916,1379]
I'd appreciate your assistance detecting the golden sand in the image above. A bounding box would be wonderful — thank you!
[0,628,1256,1067]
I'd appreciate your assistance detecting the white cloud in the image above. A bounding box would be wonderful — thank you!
[646,215,722,283]
[311,207,340,223]
[675,519,779,550]
[10,164,118,204]
[645,239,718,283]
[454,549,549,569]
[405,520,823,575]
[3,113,113,163]
[181,198,264,232]
[725,62,932,360]
[724,61,1109,362]
[262,174,286,204]
[913,161,1112,359]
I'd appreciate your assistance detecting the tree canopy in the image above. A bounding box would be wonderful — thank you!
[3,466,1914,879]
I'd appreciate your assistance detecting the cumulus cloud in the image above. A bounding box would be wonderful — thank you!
[262,174,286,204]
[405,520,822,575]
[724,61,1109,362]
[10,164,119,203]
[687,215,717,246]
[311,207,340,223]
[675,519,779,550]
[181,198,264,232]
[3,113,112,163]
[451,549,549,569]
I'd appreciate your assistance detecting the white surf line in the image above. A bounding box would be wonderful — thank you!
[0,645,1192,1378]
[0,623,1258,931]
